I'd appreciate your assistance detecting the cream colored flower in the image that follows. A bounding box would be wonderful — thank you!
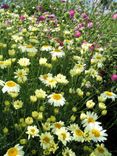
[18,58,30,67]
[26,125,39,139]
[50,48,65,58]
[40,45,53,51]
[48,93,66,107]
[40,132,54,149]
[4,144,24,156]
[55,74,69,84]
[55,127,71,145]
[13,100,23,109]
[35,89,47,99]
[14,69,28,83]
[85,124,107,142]
[100,91,117,101]
[86,100,95,109]
[2,81,20,93]
[62,147,76,156]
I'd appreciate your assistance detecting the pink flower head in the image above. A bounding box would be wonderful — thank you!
[74,31,82,38]
[69,10,75,18]
[19,16,26,21]
[112,13,117,20]
[89,44,95,51]
[87,22,93,28]
[36,5,43,12]
[1,4,9,9]
[38,16,46,21]
[82,13,89,20]
[111,74,117,81]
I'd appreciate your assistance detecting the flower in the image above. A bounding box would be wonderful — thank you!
[40,45,53,51]
[40,132,54,149]
[39,58,47,65]
[45,77,57,88]
[18,58,30,67]
[62,147,76,156]
[19,45,37,53]
[52,121,64,132]
[112,13,117,20]
[4,144,24,156]
[87,22,93,28]
[14,69,28,83]
[35,89,47,99]
[26,125,39,139]
[86,100,95,109]
[85,124,107,142]
[39,73,53,85]
[71,125,85,142]
[13,100,23,109]
[111,74,117,81]
[100,91,117,101]
[48,93,66,107]
[38,15,46,21]
[55,127,71,145]
[50,48,65,58]
[82,111,101,128]
[74,31,82,38]
[90,144,112,156]
[69,10,75,18]
[2,81,20,93]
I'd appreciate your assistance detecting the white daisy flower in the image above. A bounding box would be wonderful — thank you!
[71,126,85,142]
[62,147,76,156]
[39,73,53,85]
[2,81,20,93]
[45,77,57,88]
[4,144,24,156]
[91,144,112,156]
[55,127,71,145]
[100,91,117,101]
[40,45,53,51]
[85,124,107,142]
[82,111,101,128]
[50,48,65,58]
[48,93,66,107]
[55,74,69,85]
[26,125,39,140]
[18,58,30,67]
[40,132,54,149]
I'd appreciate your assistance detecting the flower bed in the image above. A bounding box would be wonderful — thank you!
[0,1,117,156]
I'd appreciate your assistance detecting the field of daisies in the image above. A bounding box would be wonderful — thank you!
[0,0,117,156]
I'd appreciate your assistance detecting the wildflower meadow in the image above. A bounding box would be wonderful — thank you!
[0,0,117,156]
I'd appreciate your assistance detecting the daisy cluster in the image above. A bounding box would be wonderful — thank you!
[0,1,116,156]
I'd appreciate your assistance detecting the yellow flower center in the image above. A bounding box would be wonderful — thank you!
[52,94,62,100]
[31,129,36,134]
[26,45,33,48]
[43,45,50,48]
[87,117,95,123]
[6,81,16,87]
[7,147,18,156]
[0,61,4,65]
[54,49,61,53]
[43,136,50,143]
[97,146,105,153]
[75,129,84,136]
[65,40,70,43]
[92,129,100,137]
[43,75,48,80]
[55,123,62,129]
[61,133,67,140]
[105,91,113,96]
